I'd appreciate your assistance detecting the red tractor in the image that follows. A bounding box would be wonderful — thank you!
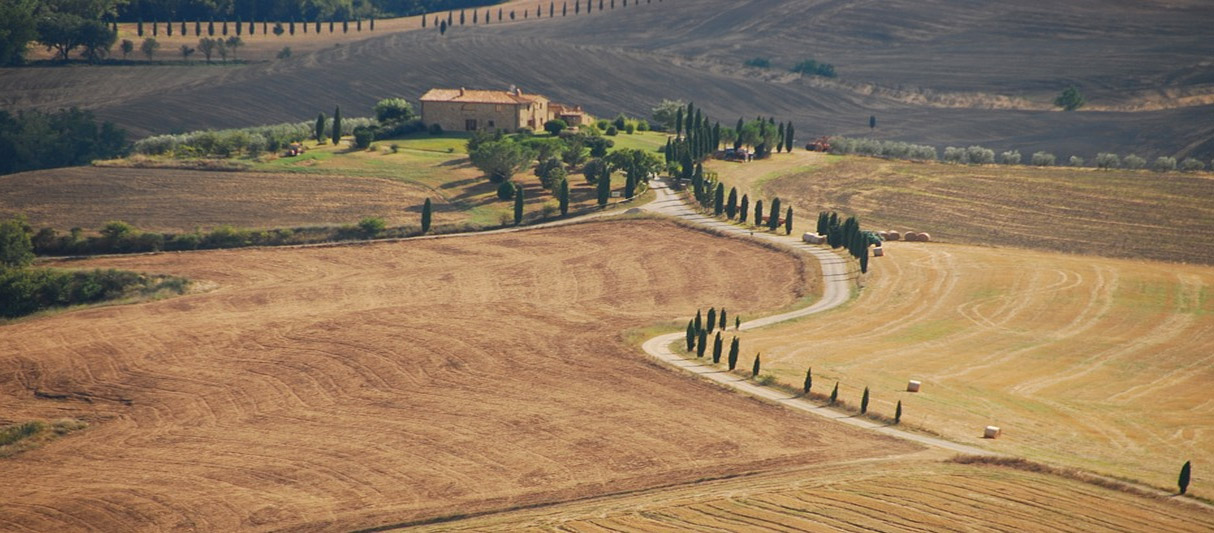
[806,136,831,152]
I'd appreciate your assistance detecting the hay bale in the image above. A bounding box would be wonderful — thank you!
[885,231,901,241]
[918,232,931,242]
[877,231,889,240]
[905,232,921,242]
[801,232,825,244]
[907,380,920,392]
[873,247,885,257]
[984,426,1002,439]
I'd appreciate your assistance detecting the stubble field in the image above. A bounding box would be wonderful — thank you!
[732,240,1214,499]
[0,219,934,532]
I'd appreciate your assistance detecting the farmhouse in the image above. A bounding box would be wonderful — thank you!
[421,86,583,133]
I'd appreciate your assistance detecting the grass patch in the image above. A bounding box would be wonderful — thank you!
[0,418,87,458]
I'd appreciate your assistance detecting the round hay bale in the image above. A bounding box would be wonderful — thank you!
[904,232,920,242]
[907,380,921,392]
[886,231,901,241]
[918,232,931,242]
[802,232,825,244]
[983,426,1002,439]
[877,231,889,240]
[873,247,885,257]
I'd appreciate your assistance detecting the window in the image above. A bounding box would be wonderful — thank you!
[487,120,495,128]
[465,119,478,131]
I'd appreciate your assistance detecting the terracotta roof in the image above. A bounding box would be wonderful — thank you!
[420,88,544,104]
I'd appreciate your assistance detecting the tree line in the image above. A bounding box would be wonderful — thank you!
[0,108,128,176]
[428,0,661,34]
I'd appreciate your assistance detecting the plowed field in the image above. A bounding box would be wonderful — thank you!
[416,460,1214,532]
[0,219,924,532]
[0,166,448,233]
[736,241,1214,498]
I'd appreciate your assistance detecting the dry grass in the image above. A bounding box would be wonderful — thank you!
[409,459,1214,532]
[0,219,916,532]
[708,151,1214,265]
[734,241,1214,499]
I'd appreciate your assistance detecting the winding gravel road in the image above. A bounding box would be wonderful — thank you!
[639,178,1000,457]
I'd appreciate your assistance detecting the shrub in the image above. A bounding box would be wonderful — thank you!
[0,217,34,269]
[373,98,415,124]
[744,57,771,68]
[1179,157,1205,172]
[1152,156,1177,172]
[998,150,1021,165]
[1124,154,1146,169]
[624,123,635,134]
[605,125,618,136]
[1069,155,1085,167]
[582,158,607,183]
[1095,152,1120,169]
[966,145,995,165]
[942,146,967,164]
[1031,151,1056,166]
[357,217,385,237]
[636,121,649,132]
[496,180,516,200]
[470,140,536,183]
[276,46,291,59]
[543,118,567,135]
[352,126,374,150]
[428,123,443,135]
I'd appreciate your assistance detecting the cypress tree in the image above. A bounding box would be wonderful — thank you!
[422,14,427,27]
[421,198,432,233]
[739,194,749,223]
[152,19,157,36]
[712,332,722,363]
[1179,461,1192,495]
[734,117,744,150]
[754,200,764,226]
[625,172,636,199]
[860,386,870,414]
[447,11,453,25]
[830,382,839,404]
[222,20,228,35]
[727,342,738,370]
[675,108,683,138]
[694,309,702,334]
[315,113,325,142]
[728,337,739,368]
[895,400,902,424]
[371,16,375,30]
[551,2,555,17]
[726,187,738,219]
[735,316,740,330]
[803,367,812,394]
[167,18,173,36]
[713,122,721,149]
[558,178,569,215]
[713,183,724,215]
[439,20,447,34]
[208,18,214,36]
[719,309,726,330]
[696,329,707,358]
[183,20,189,35]
[768,198,781,230]
[562,3,567,16]
[331,106,341,145]
[685,320,696,351]
[785,123,795,152]
[751,353,761,378]
[777,122,785,153]
[817,211,828,235]
[460,10,465,24]
[785,206,793,235]
[137,18,144,37]
[860,246,870,274]
[706,308,716,334]
[596,166,610,206]
[514,185,524,225]
[195,20,201,36]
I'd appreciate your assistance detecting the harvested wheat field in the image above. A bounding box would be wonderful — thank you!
[0,219,925,531]
[737,241,1214,498]
[415,459,1214,532]
[0,166,454,233]
[708,151,1214,265]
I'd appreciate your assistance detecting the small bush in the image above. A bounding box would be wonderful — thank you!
[1152,156,1177,172]
[357,217,385,237]
[1031,151,1056,166]
[998,150,1021,165]
[744,57,771,68]
[1069,155,1085,167]
[352,126,374,150]
[1179,157,1204,172]
[625,123,635,134]
[605,126,618,136]
[276,46,291,58]
[1124,154,1146,169]
[1095,152,1120,169]
[428,123,443,135]
[636,121,649,132]
[496,180,516,200]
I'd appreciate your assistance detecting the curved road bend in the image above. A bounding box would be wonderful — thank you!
[639,178,999,457]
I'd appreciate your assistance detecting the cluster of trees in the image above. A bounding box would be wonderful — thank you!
[742,57,837,78]
[0,0,120,65]
[467,126,659,213]
[0,217,186,319]
[133,110,395,158]
[0,108,128,176]
[655,101,797,182]
[691,174,793,235]
[427,0,655,34]
[685,307,743,369]
[828,136,1210,172]
[818,211,878,274]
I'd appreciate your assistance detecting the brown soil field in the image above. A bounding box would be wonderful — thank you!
[415,459,1214,532]
[733,241,1214,499]
[708,151,1214,265]
[0,166,454,233]
[0,219,927,532]
[3,0,1212,158]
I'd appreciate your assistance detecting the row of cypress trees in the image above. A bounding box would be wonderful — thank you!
[430,0,661,33]
[133,16,373,38]
[817,211,877,273]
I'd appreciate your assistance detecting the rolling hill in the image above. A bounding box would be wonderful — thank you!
[2,0,1213,159]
